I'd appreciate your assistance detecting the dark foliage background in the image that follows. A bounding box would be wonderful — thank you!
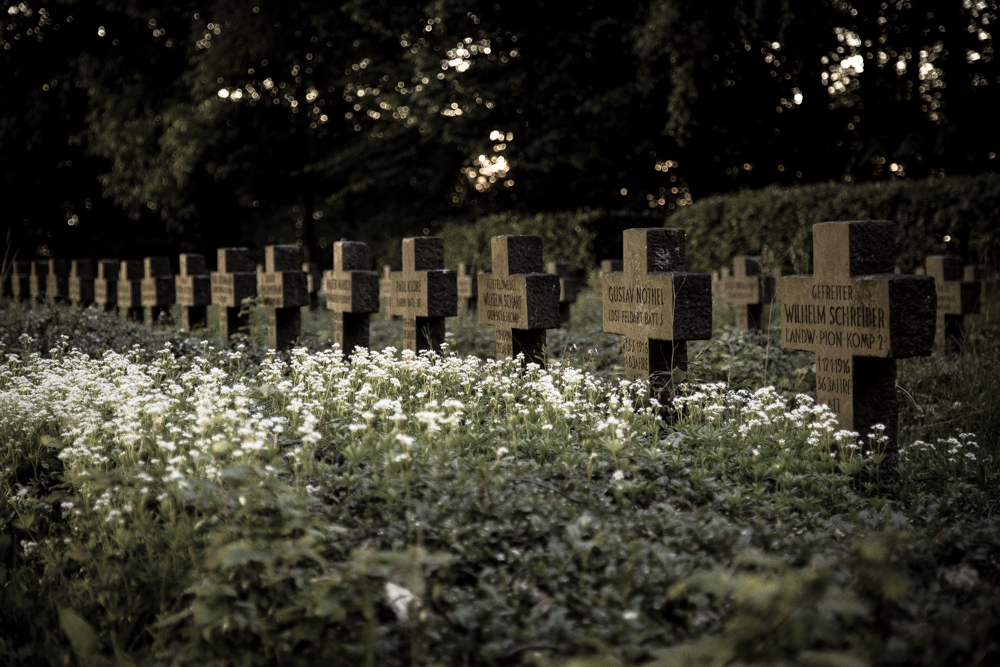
[2,0,998,267]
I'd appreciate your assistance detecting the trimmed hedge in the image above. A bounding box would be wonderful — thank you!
[670,174,1000,274]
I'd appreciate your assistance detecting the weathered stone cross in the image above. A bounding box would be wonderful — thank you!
[780,221,936,450]
[719,256,776,333]
[10,261,31,301]
[141,257,175,324]
[29,260,49,302]
[176,253,211,331]
[593,259,623,301]
[924,256,980,353]
[379,264,401,319]
[46,259,69,303]
[546,261,579,325]
[391,237,457,353]
[118,260,144,322]
[68,260,95,307]
[456,262,478,313]
[324,241,380,357]
[93,260,119,312]
[479,235,561,365]
[601,228,712,390]
[211,247,257,342]
[259,245,309,350]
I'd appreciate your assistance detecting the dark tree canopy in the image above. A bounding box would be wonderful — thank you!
[1,0,997,263]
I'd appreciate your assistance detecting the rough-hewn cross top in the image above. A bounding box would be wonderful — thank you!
[719,256,776,333]
[10,261,31,301]
[780,221,936,451]
[302,261,322,310]
[29,260,49,302]
[391,237,457,353]
[602,228,712,390]
[924,256,980,353]
[324,241,380,357]
[546,261,579,325]
[964,264,997,304]
[711,266,732,297]
[176,254,211,331]
[260,245,309,350]
[211,248,257,342]
[141,257,175,324]
[46,259,70,303]
[593,259,623,301]
[456,262,478,313]
[117,260,144,322]
[93,260,119,312]
[479,235,561,365]
[68,260,95,307]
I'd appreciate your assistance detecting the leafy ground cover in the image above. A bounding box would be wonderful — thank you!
[1,292,998,666]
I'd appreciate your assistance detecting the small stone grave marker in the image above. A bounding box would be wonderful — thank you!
[602,229,712,391]
[391,237,457,353]
[68,260,95,307]
[46,259,70,303]
[456,262,478,313]
[324,242,380,356]
[10,260,31,301]
[260,245,309,350]
[117,260,145,321]
[93,260,119,312]
[379,265,401,319]
[593,259,623,301]
[771,265,793,298]
[924,256,980,353]
[479,235,561,365]
[546,261,579,325]
[780,220,936,450]
[29,260,49,302]
[719,256,776,333]
[175,254,211,331]
[711,267,732,297]
[302,261,322,309]
[141,257,175,324]
[211,248,257,342]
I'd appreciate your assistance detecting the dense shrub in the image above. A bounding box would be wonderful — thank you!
[670,174,1000,273]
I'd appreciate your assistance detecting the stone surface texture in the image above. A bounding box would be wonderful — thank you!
[719,256,776,332]
[211,248,257,341]
[324,241,380,356]
[260,245,308,349]
[68,259,96,306]
[925,256,981,353]
[593,259,623,301]
[46,259,70,302]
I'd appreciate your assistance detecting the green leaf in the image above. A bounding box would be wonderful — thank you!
[58,608,111,667]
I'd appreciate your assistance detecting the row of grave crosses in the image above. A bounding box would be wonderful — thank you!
[4,221,991,456]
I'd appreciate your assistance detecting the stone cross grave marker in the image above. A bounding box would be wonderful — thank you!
[456,262,478,313]
[924,256,980,353]
[141,257,175,324]
[546,261,579,325]
[93,260,119,312]
[719,256,776,333]
[479,235,561,365]
[593,259,623,301]
[68,260,95,307]
[175,254,211,331]
[302,261,322,310]
[391,237,457,353]
[117,260,144,321]
[771,265,794,299]
[780,220,936,450]
[46,259,69,303]
[260,245,309,350]
[602,228,712,391]
[964,265,997,305]
[29,260,49,302]
[379,265,401,319]
[10,261,31,301]
[324,242,379,356]
[711,266,732,297]
[211,248,257,342]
